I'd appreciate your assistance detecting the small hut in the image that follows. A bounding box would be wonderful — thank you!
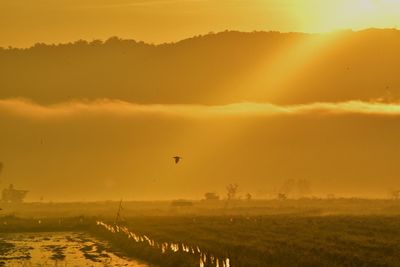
[1,184,28,203]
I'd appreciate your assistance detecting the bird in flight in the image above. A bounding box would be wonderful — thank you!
[173,156,182,164]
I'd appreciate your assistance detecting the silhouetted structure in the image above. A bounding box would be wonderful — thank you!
[204,192,220,201]
[246,193,252,201]
[114,199,124,225]
[1,184,28,203]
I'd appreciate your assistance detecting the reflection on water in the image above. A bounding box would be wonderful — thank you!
[0,232,149,267]
[97,221,231,267]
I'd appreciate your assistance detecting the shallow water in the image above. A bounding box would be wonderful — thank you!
[0,232,149,267]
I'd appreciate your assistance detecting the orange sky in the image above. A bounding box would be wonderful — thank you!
[1,0,400,47]
[1,1,400,201]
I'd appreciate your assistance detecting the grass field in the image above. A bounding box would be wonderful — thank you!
[2,200,400,266]
[93,215,400,267]
[2,198,400,218]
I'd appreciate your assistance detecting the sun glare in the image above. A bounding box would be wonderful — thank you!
[297,0,400,32]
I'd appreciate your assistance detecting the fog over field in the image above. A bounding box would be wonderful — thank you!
[1,98,400,201]
[1,29,400,201]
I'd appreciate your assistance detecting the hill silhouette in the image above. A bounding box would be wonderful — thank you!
[0,29,399,105]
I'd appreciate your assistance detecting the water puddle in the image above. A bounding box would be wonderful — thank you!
[0,232,149,266]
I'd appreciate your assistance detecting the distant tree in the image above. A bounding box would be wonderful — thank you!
[33,43,48,49]
[226,184,238,200]
[90,39,103,46]
[391,190,400,200]
[279,179,296,198]
[73,39,88,46]
[105,36,122,46]
[297,179,312,197]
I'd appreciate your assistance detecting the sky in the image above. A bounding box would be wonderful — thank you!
[1,1,400,201]
[1,0,400,47]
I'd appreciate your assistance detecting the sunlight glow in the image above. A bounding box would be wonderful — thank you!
[293,0,400,32]
[1,0,400,47]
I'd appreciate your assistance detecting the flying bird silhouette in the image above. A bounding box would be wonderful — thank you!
[173,156,182,164]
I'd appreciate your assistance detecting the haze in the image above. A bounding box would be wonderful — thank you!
[1,1,400,202]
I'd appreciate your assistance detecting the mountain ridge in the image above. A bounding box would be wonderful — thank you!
[1,28,399,105]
